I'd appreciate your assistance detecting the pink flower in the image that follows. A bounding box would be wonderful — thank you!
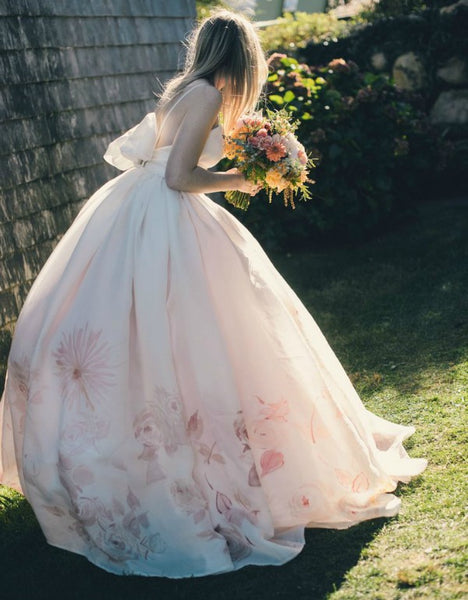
[53,324,114,410]
[260,450,284,476]
[257,128,268,137]
[265,134,287,162]
[133,407,162,449]
[289,483,328,520]
[298,150,308,165]
[256,395,289,421]
[248,136,262,148]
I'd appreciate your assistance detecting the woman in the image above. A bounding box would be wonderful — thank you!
[0,10,426,577]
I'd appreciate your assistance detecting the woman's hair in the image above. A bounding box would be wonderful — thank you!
[156,9,268,133]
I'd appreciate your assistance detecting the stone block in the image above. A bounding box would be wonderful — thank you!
[0,290,18,327]
[370,52,387,72]
[0,222,15,259]
[12,218,37,250]
[430,90,468,136]
[392,52,427,91]
[436,57,468,86]
[440,0,468,14]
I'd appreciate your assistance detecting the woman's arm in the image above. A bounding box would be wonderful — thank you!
[164,85,253,194]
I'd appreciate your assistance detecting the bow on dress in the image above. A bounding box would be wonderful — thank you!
[103,113,158,171]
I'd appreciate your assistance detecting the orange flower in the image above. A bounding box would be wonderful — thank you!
[265,168,289,192]
[265,135,287,162]
[224,139,243,160]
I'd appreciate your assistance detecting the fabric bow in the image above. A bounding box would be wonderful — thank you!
[103,113,157,171]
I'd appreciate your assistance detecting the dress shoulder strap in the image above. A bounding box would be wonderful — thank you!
[158,82,207,131]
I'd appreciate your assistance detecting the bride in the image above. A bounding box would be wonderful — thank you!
[0,10,426,577]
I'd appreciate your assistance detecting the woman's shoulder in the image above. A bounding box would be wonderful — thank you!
[185,79,222,106]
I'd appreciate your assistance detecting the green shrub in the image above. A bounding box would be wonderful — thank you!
[224,54,445,251]
[258,11,355,54]
[196,0,227,20]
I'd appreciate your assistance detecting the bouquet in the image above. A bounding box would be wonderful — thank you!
[223,109,314,210]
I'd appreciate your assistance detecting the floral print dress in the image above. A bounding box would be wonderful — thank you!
[0,85,427,577]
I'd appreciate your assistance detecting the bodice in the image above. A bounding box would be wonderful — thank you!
[103,112,224,172]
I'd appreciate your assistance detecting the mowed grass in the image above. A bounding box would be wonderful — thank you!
[1,200,467,600]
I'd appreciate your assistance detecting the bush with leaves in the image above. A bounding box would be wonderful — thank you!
[223,54,446,251]
[257,11,355,54]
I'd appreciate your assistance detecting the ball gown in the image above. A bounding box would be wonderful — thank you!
[0,83,427,577]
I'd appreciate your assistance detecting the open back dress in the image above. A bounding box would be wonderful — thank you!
[0,83,427,577]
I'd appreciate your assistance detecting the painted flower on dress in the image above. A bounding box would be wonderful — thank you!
[152,386,187,454]
[260,449,285,476]
[215,524,253,562]
[232,411,261,487]
[53,324,114,411]
[289,483,329,522]
[133,407,163,459]
[187,409,203,440]
[72,496,108,527]
[133,386,188,484]
[170,479,208,525]
[133,386,187,457]
[6,354,42,434]
[187,410,226,465]
[7,355,30,399]
[77,487,167,563]
[59,414,110,456]
[256,395,289,422]
[335,469,370,493]
[233,412,250,452]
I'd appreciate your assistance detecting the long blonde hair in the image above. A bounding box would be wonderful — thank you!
[157,9,268,134]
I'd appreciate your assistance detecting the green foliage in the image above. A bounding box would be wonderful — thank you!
[300,6,468,85]
[196,0,227,20]
[360,0,452,20]
[258,11,355,54]
[227,54,445,250]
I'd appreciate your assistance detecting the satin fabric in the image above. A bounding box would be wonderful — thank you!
[0,105,426,577]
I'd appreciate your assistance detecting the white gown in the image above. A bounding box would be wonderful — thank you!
[0,84,427,577]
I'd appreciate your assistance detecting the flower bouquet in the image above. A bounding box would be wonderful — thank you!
[223,109,314,210]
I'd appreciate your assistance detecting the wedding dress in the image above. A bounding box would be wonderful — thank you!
[0,83,427,577]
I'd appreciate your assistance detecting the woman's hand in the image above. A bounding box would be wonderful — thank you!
[225,168,262,196]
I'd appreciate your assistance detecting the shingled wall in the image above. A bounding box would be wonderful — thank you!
[0,0,195,335]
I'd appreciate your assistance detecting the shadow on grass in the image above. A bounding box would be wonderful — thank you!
[0,493,386,600]
[271,201,468,399]
[1,201,463,598]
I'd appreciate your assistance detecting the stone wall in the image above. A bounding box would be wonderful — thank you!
[300,1,468,187]
[0,0,195,334]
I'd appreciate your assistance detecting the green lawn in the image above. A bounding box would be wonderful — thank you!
[1,200,467,599]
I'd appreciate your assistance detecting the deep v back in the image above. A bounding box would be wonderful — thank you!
[151,82,224,168]
[103,83,224,171]
[154,82,221,151]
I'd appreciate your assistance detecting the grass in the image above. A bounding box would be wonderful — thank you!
[1,200,467,599]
